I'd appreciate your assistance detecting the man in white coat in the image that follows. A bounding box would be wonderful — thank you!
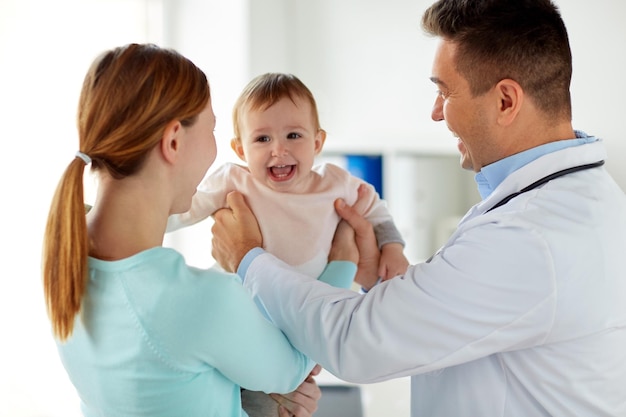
[211,0,626,415]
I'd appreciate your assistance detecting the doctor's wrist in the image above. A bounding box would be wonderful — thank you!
[236,247,265,281]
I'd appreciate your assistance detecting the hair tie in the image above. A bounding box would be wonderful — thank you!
[75,151,92,165]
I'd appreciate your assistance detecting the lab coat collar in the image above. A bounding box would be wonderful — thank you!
[465,138,607,220]
[475,131,598,199]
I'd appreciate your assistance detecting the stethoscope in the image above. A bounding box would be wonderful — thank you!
[424,160,605,264]
[485,160,605,213]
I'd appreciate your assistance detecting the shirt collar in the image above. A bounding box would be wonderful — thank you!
[475,130,598,200]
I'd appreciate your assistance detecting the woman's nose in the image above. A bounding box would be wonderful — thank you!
[431,95,444,122]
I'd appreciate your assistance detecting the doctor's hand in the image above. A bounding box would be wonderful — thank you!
[271,364,322,417]
[331,184,381,291]
[211,191,262,273]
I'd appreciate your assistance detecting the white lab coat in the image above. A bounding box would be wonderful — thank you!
[243,140,626,416]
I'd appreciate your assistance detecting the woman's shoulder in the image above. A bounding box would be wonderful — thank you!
[87,247,182,272]
[89,248,239,293]
[107,248,250,323]
[313,162,351,179]
[155,250,245,297]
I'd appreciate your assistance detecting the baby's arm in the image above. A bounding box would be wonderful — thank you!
[373,221,409,280]
[378,242,409,281]
[167,165,231,232]
[350,180,409,282]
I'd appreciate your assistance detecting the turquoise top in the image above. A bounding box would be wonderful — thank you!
[57,247,356,417]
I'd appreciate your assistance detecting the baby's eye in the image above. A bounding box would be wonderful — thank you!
[256,135,270,143]
[287,132,301,139]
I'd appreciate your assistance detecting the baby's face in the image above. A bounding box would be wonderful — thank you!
[234,96,325,192]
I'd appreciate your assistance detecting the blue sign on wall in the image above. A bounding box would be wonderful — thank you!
[345,154,383,198]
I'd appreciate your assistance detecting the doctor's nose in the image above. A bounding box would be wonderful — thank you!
[431,95,444,122]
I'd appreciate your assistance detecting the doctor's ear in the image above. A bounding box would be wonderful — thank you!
[230,138,246,162]
[495,79,524,127]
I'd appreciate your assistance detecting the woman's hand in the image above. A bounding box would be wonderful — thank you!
[331,184,381,290]
[211,191,262,273]
[271,364,323,417]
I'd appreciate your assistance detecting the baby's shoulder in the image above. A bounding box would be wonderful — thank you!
[307,163,363,205]
[313,162,353,181]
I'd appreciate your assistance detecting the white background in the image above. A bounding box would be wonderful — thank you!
[0,1,624,416]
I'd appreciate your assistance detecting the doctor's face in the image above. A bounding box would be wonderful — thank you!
[430,40,496,172]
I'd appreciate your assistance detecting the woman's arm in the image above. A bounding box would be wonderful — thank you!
[271,364,323,417]
[193,272,314,393]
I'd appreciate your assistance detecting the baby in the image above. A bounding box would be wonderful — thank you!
[168,73,408,282]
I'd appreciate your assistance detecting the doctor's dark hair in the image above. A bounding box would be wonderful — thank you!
[232,73,323,141]
[43,43,210,341]
[422,0,572,120]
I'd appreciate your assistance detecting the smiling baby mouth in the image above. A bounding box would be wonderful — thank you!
[268,164,295,181]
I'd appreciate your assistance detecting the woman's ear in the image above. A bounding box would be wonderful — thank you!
[495,79,524,127]
[161,119,182,164]
[230,138,246,161]
[314,129,327,155]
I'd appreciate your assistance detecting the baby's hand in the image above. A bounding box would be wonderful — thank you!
[378,243,409,281]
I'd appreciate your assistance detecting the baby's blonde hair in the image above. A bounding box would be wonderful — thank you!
[232,73,321,141]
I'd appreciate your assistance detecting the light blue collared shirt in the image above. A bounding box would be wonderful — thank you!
[475,131,598,199]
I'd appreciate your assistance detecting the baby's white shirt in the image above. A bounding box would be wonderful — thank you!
[167,162,394,278]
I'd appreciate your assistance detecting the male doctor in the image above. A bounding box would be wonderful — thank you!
[212,0,626,415]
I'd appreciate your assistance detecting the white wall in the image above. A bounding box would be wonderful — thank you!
[1,1,625,416]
